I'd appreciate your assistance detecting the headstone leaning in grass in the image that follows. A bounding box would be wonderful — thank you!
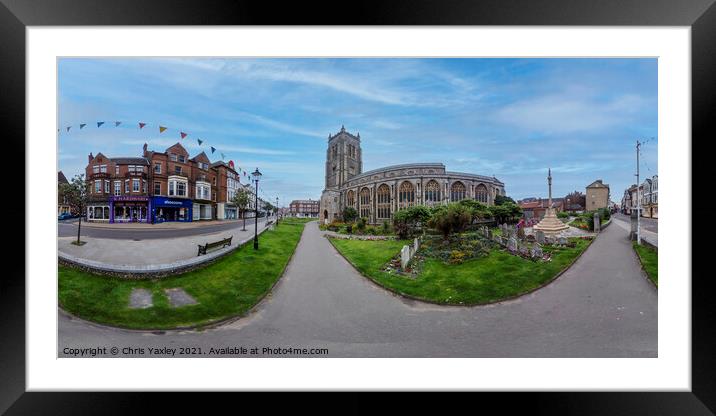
[400,245,410,269]
[531,244,543,259]
[536,230,545,244]
[508,237,517,252]
[558,236,568,246]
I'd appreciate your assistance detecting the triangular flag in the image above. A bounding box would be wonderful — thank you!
[197,139,203,145]
[115,121,121,127]
[180,132,187,139]
[159,126,167,133]
[139,122,146,129]
[80,123,86,129]
[210,146,216,154]
[97,121,105,128]
[66,126,71,132]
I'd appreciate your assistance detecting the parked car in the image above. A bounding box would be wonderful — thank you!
[58,212,73,220]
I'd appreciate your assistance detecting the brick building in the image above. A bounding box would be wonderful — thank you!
[82,142,242,223]
[289,199,320,218]
[586,179,610,211]
[212,160,242,220]
[58,171,72,215]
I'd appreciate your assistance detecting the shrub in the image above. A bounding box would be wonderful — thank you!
[427,203,472,238]
[382,220,391,234]
[357,217,367,231]
[345,224,353,234]
[557,211,569,219]
[342,207,358,223]
[393,205,432,239]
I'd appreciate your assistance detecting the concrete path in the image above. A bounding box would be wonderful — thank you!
[612,215,658,247]
[58,217,269,268]
[59,220,657,357]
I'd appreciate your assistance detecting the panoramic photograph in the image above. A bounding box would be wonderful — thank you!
[57,57,658,358]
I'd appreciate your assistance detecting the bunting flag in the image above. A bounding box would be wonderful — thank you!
[58,118,247,176]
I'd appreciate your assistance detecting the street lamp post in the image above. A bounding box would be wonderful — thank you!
[252,168,262,250]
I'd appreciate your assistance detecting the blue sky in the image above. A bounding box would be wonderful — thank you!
[58,58,657,204]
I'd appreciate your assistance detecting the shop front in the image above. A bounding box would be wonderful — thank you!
[216,202,238,220]
[110,195,151,223]
[192,202,214,221]
[152,196,192,223]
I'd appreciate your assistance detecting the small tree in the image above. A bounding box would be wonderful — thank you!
[459,199,490,223]
[427,203,472,239]
[342,207,358,223]
[494,195,516,206]
[231,189,250,231]
[59,174,88,245]
[393,205,432,239]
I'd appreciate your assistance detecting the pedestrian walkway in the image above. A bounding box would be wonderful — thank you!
[611,216,658,247]
[60,218,657,357]
[58,218,272,272]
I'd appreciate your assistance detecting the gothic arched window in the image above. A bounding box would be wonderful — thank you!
[399,181,415,209]
[377,184,391,219]
[451,181,466,202]
[347,190,355,208]
[359,187,371,219]
[475,184,488,203]
[425,180,441,204]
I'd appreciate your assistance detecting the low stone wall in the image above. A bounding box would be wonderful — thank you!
[58,225,272,279]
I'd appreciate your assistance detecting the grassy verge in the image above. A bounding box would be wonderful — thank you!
[330,237,592,305]
[633,242,658,286]
[58,219,307,329]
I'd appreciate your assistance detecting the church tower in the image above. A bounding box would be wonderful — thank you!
[325,125,362,190]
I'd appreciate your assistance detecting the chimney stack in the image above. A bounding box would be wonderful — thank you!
[88,152,93,163]
[143,143,148,154]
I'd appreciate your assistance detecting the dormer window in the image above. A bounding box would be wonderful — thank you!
[178,155,186,163]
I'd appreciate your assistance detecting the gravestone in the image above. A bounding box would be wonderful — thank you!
[544,236,554,245]
[129,288,153,309]
[526,234,536,242]
[400,245,410,269]
[593,212,601,233]
[508,237,517,252]
[414,237,420,252]
[517,226,526,240]
[558,236,568,246]
[531,244,543,259]
[164,288,198,308]
[536,230,545,244]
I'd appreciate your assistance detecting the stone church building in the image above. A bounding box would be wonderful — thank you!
[320,126,506,224]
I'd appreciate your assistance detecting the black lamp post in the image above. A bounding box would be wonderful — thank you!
[252,168,262,250]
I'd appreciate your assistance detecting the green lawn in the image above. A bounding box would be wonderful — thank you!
[58,219,307,329]
[330,236,592,305]
[633,242,658,286]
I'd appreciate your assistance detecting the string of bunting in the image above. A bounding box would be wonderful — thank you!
[57,120,253,178]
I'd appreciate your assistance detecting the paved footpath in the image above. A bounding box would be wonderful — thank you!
[58,217,269,267]
[59,220,657,357]
[611,215,658,247]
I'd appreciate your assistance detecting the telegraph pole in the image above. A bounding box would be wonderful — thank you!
[636,140,641,245]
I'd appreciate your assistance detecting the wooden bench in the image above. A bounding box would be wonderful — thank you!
[197,236,232,256]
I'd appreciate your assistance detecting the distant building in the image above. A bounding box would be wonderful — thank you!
[586,179,610,210]
[58,171,72,215]
[563,191,586,213]
[641,175,658,218]
[519,197,564,220]
[290,199,320,218]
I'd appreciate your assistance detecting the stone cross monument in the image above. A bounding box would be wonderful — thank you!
[533,168,569,236]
